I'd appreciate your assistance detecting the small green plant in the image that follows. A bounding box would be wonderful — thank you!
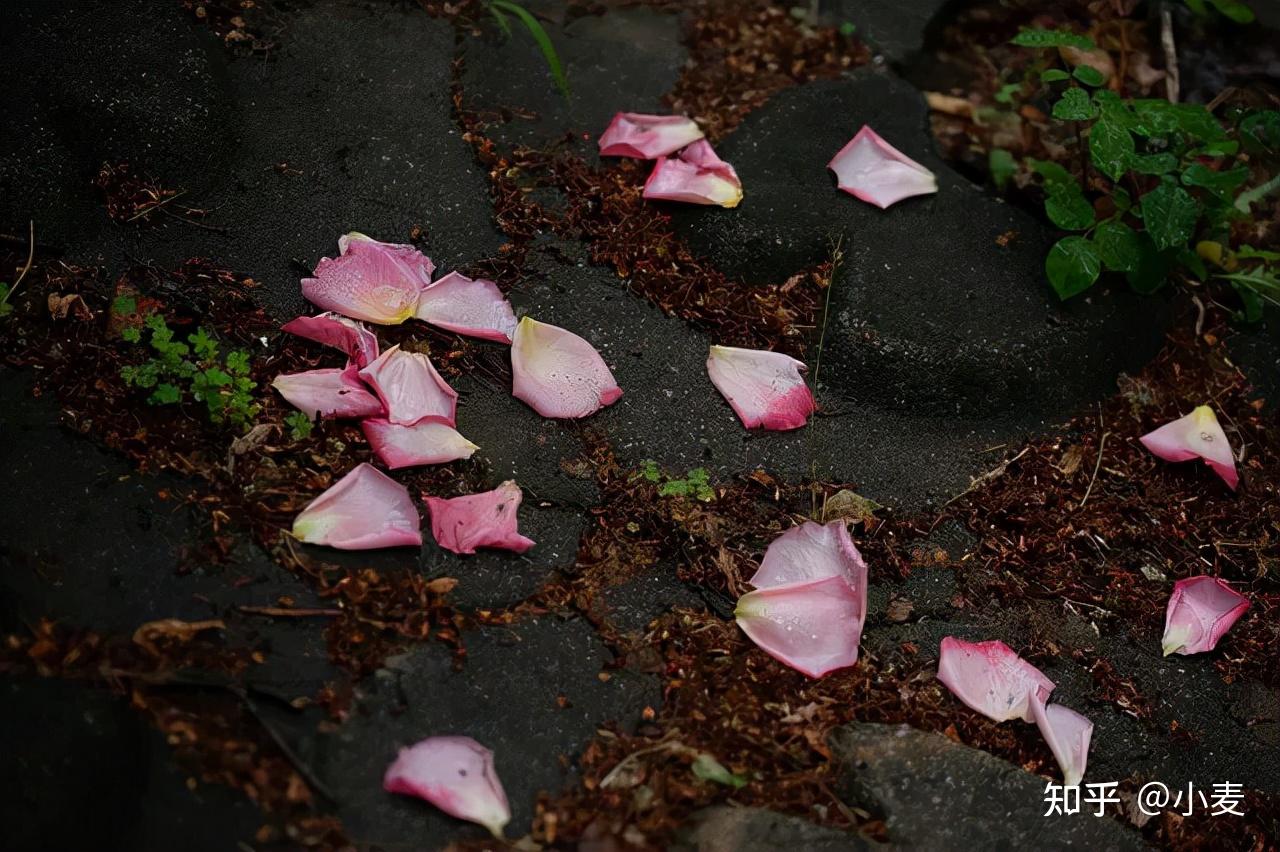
[0,283,13,318]
[637,460,716,502]
[285,411,314,441]
[486,0,569,100]
[1184,0,1255,23]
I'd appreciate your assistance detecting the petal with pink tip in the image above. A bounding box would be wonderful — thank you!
[511,317,622,419]
[1139,405,1239,489]
[415,272,518,343]
[362,418,479,470]
[281,313,380,368]
[358,344,458,427]
[643,140,743,208]
[291,463,422,550]
[598,112,705,159]
[936,637,1055,722]
[735,575,865,678]
[384,736,510,839]
[271,365,384,420]
[750,520,867,595]
[706,345,816,431]
[424,480,535,555]
[1161,575,1250,656]
[1030,699,1093,788]
[301,232,433,325]
[828,125,938,209]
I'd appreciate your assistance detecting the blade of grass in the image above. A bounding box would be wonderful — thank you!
[487,4,512,38]
[490,0,570,100]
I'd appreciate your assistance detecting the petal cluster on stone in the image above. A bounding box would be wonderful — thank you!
[358,344,458,427]
[281,312,380,368]
[828,125,938,209]
[598,112,704,159]
[1140,405,1239,489]
[272,365,384,421]
[302,232,434,325]
[644,139,743,208]
[706,344,816,430]
[424,480,535,555]
[362,418,479,469]
[291,463,422,550]
[1030,699,1094,788]
[511,317,622,419]
[416,271,519,343]
[383,736,511,839]
[1161,575,1250,656]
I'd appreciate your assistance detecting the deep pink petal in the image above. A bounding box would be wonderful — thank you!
[750,520,867,598]
[734,575,865,678]
[281,313,380,368]
[292,463,422,550]
[936,637,1055,722]
[706,345,816,430]
[424,481,535,555]
[643,140,742,208]
[301,232,433,325]
[358,344,458,427]
[383,736,510,839]
[362,418,479,470]
[1030,699,1093,788]
[598,112,705,159]
[828,125,938,209]
[1161,575,1250,656]
[1140,405,1238,489]
[415,272,518,343]
[271,365,384,420]
[511,317,622,419]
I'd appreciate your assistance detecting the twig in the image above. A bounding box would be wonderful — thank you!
[236,605,343,618]
[0,221,35,314]
[810,234,844,389]
[1160,5,1180,103]
[158,207,231,234]
[1191,294,1206,337]
[126,190,186,222]
[945,447,1030,506]
[1080,405,1110,509]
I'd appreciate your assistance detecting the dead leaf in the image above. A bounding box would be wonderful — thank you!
[427,577,458,594]
[822,489,882,525]
[47,293,92,321]
[132,618,225,656]
[925,91,975,119]
[886,597,914,623]
[1057,444,1085,476]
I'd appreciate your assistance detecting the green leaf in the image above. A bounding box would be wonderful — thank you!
[1040,69,1071,83]
[1131,100,1224,140]
[1046,236,1101,299]
[1094,220,1144,272]
[994,83,1021,104]
[1112,185,1132,211]
[149,383,182,405]
[487,4,512,38]
[1218,268,1280,319]
[1052,87,1098,121]
[1128,152,1178,175]
[285,411,314,440]
[1089,117,1134,180]
[839,21,857,37]
[1091,90,1135,128]
[1126,235,1171,294]
[225,350,251,376]
[1181,163,1249,200]
[189,327,219,360]
[1028,158,1074,189]
[1072,65,1106,87]
[1141,180,1200,250]
[989,148,1017,190]
[1044,183,1095,230]
[1208,0,1255,23]
[489,0,570,100]
[658,479,690,498]
[121,326,142,343]
[111,295,137,316]
[691,754,748,789]
[639,460,662,482]
[1189,140,1239,157]
[1234,284,1265,322]
[1239,110,1280,154]
[1238,245,1280,262]
[1010,28,1096,50]
[1176,248,1208,280]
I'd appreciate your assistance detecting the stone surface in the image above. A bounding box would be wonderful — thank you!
[676,806,885,851]
[812,0,954,66]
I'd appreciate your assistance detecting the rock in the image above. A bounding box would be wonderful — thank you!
[809,0,952,67]
[1227,314,1280,409]
[676,806,885,851]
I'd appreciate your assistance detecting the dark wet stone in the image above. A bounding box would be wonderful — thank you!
[601,565,707,635]
[1227,315,1280,408]
[811,0,954,66]
[676,806,885,851]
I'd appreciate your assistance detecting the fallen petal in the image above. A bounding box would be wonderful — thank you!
[598,112,705,159]
[358,344,458,426]
[415,271,518,343]
[292,463,422,550]
[301,232,433,325]
[1139,405,1239,489]
[735,575,866,678]
[271,365,384,420]
[828,125,938,209]
[384,736,510,839]
[424,480,535,555]
[281,313,380,368]
[936,637,1055,723]
[706,345,816,430]
[362,418,479,469]
[1030,699,1093,788]
[511,317,622,419]
[750,520,867,597]
[1161,575,1250,656]
[643,139,743,208]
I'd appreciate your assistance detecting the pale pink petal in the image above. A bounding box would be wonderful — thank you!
[291,463,422,550]
[424,480,535,555]
[281,313,380,368]
[1140,405,1239,489]
[828,125,938,209]
[643,139,743,208]
[415,272,518,343]
[1161,575,1250,656]
[598,112,705,159]
[735,575,865,678]
[936,637,1055,723]
[706,345,816,430]
[362,418,479,470]
[358,344,458,427]
[510,317,622,419]
[384,736,510,839]
[1030,699,1093,788]
[271,365,384,420]
[301,232,433,325]
[750,520,867,596]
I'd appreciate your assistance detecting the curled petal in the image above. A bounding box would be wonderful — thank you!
[292,463,422,550]
[362,418,479,470]
[643,140,743,208]
[1140,405,1239,489]
[424,480,535,555]
[750,520,867,597]
[936,637,1055,723]
[735,575,865,678]
[281,313,380,368]
[358,344,458,427]
[598,112,705,159]
[415,272,518,343]
[1030,700,1093,788]
[1161,575,1250,656]
[384,736,510,839]
[706,345,816,430]
[272,365,383,420]
[511,317,622,419]
[828,125,938,209]
[301,232,433,325]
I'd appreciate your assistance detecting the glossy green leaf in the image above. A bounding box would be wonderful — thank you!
[1141,180,1200,250]
[1072,65,1106,87]
[1094,220,1144,272]
[1053,87,1098,121]
[1041,69,1071,83]
[1010,28,1096,50]
[1045,184,1095,230]
[1181,163,1249,199]
[989,148,1017,190]
[1089,117,1134,180]
[1046,236,1101,299]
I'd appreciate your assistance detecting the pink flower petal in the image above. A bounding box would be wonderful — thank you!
[358,344,458,427]
[643,139,743,208]
[424,480,535,555]
[362,418,479,470]
[706,345,816,430]
[936,637,1055,723]
[280,313,380,368]
[735,575,866,678]
[292,463,422,550]
[415,271,518,343]
[271,365,384,420]
[301,232,433,325]
[1030,699,1093,788]
[510,317,622,419]
[1139,405,1239,489]
[749,520,867,594]
[828,125,938,209]
[1161,575,1250,656]
[383,735,510,839]
[598,112,705,159]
